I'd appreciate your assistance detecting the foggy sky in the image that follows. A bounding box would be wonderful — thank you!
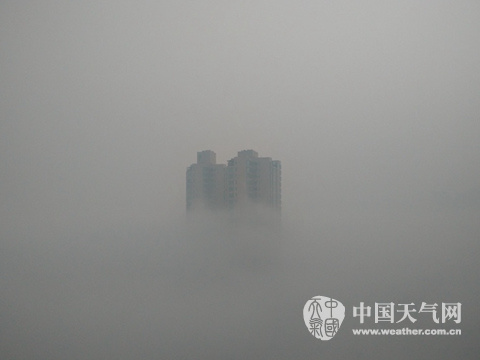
[1,1,479,359]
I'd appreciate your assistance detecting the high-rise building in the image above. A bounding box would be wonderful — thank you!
[186,150,226,211]
[186,150,281,212]
[225,150,281,211]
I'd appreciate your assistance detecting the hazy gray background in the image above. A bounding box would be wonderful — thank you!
[1,0,479,359]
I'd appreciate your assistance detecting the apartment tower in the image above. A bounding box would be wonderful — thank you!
[186,150,226,211]
[186,150,281,212]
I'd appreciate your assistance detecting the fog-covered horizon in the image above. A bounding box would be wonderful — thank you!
[1,1,479,359]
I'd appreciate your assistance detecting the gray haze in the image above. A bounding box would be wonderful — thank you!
[1,1,479,359]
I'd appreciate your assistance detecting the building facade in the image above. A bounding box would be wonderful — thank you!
[186,150,226,211]
[186,150,281,212]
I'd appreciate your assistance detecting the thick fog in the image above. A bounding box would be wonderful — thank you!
[1,1,479,359]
